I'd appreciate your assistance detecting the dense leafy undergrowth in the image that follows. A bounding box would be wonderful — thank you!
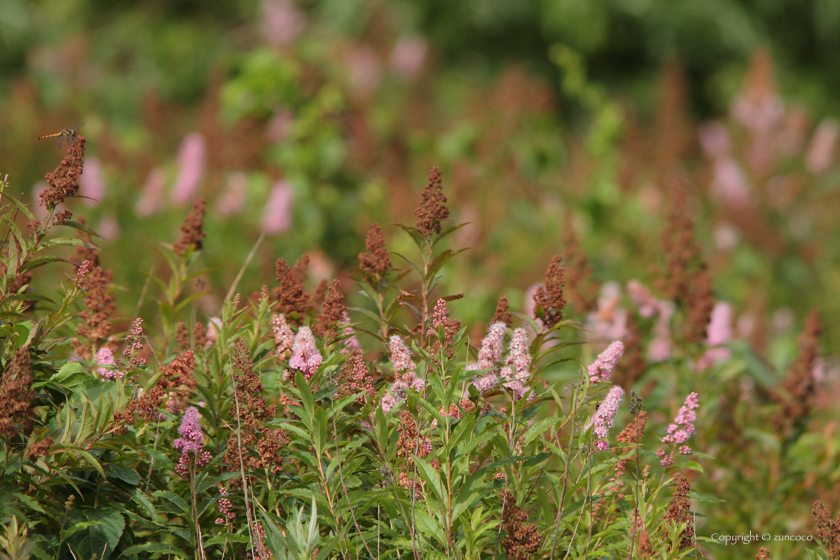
[2,142,840,560]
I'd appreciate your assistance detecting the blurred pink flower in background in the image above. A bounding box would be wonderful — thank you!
[266,110,295,143]
[775,107,808,156]
[97,215,119,240]
[806,119,838,175]
[261,180,293,233]
[697,302,733,370]
[626,280,658,318]
[648,300,675,362]
[713,222,740,252]
[171,133,207,205]
[711,157,750,208]
[389,36,427,78]
[698,121,731,159]
[217,171,248,216]
[588,282,627,342]
[260,0,306,47]
[79,157,105,206]
[31,182,49,220]
[732,93,783,134]
[136,167,166,216]
[345,47,381,98]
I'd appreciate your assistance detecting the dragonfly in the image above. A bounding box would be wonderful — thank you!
[37,122,85,149]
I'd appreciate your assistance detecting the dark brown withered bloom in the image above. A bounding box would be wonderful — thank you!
[615,411,647,446]
[73,265,116,358]
[40,136,86,210]
[223,340,284,475]
[54,210,72,225]
[771,309,821,437]
[26,436,54,461]
[637,530,653,558]
[656,183,713,344]
[312,279,328,306]
[313,280,345,342]
[0,347,36,439]
[533,256,566,329]
[755,546,771,560]
[272,257,311,320]
[414,166,449,236]
[174,322,190,354]
[812,500,840,559]
[193,322,208,349]
[501,491,541,560]
[173,197,207,255]
[563,217,600,313]
[338,350,375,403]
[493,295,512,326]
[660,473,694,550]
[359,223,391,275]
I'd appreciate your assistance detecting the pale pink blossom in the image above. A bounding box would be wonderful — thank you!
[261,180,293,234]
[710,157,750,208]
[470,372,498,393]
[381,392,399,414]
[806,119,838,174]
[136,167,167,216]
[706,302,733,346]
[339,311,361,355]
[171,133,207,205]
[588,282,627,341]
[346,47,380,98]
[260,0,306,47]
[173,406,212,476]
[588,341,624,384]
[272,314,295,357]
[206,317,222,343]
[586,386,624,451]
[626,280,659,318]
[467,321,506,372]
[79,157,105,206]
[648,337,672,363]
[97,216,119,241]
[499,328,531,381]
[389,335,415,373]
[217,172,248,216]
[389,36,427,78]
[288,326,322,379]
[732,93,783,133]
[96,347,120,380]
[662,393,699,446]
[713,223,740,252]
[698,121,731,159]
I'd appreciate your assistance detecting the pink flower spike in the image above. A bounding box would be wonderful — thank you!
[96,347,120,380]
[588,341,624,383]
[389,335,416,373]
[171,133,207,206]
[586,385,624,451]
[289,326,322,379]
[467,321,506,372]
[173,406,211,476]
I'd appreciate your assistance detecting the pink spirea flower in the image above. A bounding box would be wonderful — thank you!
[173,406,212,476]
[467,321,506,372]
[662,393,699,447]
[79,157,105,207]
[136,167,166,216]
[288,326,322,379]
[217,171,248,217]
[260,0,306,47]
[806,119,838,175]
[389,335,415,373]
[381,392,399,414]
[261,180,293,234]
[207,317,222,343]
[586,385,624,451]
[389,36,427,78]
[697,302,733,370]
[339,310,361,356]
[499,328,531,381]
[272,314,295,357]
[171,133,207,205]
[471,373,498,394]
[215,487,235,525]
[626,280,659,318]
[96,347,120,380]
[589,282,627,342]
[698,120,731,159]
[588,341,624,384]
[711,157,750,208]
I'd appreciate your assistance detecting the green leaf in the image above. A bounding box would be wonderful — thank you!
[67,508,125,560]
[295,371,315,425]
[680,460,704,473]
[412,456,445,504]
[4,193,37,221]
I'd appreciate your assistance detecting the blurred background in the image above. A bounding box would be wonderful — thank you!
[2,0,840,556]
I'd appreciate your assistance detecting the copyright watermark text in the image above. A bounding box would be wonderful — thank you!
[710,532,813,545]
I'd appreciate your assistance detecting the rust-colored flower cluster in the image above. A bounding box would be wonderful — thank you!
[113,350,197,430]
[755,546,772,560]
[533,255,566,329]
[396,410,430,460]
[358,223,391,277]
[414,166,449,236]
[272,256,311,320]
[772,309,821,437]
[73,264,115,359]
[313,280,344,342]
[657,184,714,344]
[224,340,286,476]
[660,473,694,550]
[25,436,54,461]
[40,136,86,210]
[337,350,375,404]
[615,411,647,446]
[501,491,541,560]
[173,197,207,255]
[812,500,840,559]
[563,217,600,313]
[0,348,36,439]
[428,298,461,359]
[493,295,512,326]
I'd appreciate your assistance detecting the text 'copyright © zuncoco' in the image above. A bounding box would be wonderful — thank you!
[710,532,814,545]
